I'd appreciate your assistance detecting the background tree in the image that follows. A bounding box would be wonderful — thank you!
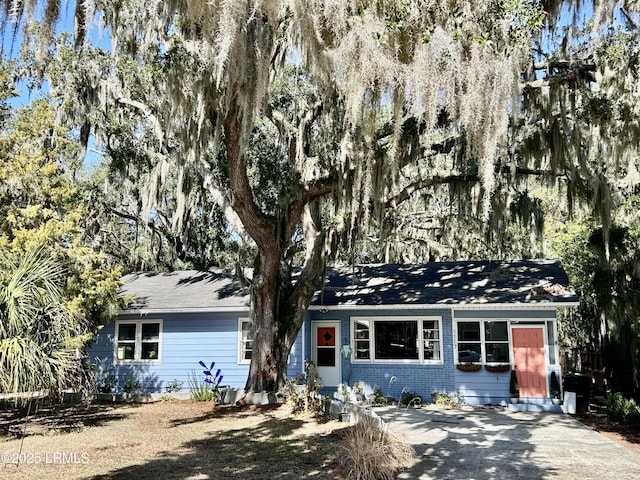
[4,1,640,397]
[0,59,121,396]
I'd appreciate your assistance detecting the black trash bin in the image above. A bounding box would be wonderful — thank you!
[563,374,591,413]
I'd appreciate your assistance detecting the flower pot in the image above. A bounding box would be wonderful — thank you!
[485,364,511,373]
[510,397,519,404]
[552,397,561,406]
[338,412,351,422]
[456,363,481,372]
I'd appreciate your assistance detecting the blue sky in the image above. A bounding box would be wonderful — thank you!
[2,3,112,168]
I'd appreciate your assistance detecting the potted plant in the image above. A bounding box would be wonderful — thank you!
[550,371,561,405]
[509,367,520,404]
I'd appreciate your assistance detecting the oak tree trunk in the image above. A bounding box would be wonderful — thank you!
[224,93,329,394]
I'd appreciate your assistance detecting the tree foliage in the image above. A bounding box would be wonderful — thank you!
[0,248,89,397]
[4,1,640,394]
[0,59,121,396]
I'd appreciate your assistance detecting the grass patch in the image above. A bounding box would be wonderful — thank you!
[0,401,345,479]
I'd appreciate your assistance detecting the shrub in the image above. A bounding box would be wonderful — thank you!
[370,388,388,406]
[431,392,464,408]
[550,371,561,398]
[96,372,118,394]
[510,369,520,397]
[607,392,640,429]
[165,379,183,393]
[399,390,422,407]
[340,417,416,480]
[285,360,324,414]
[123,373,142,394]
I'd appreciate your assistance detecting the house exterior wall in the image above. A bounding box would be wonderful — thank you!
[452,309,559,405]
[88,311,305,394]
[89,305,562,406]
[306,307,562,406]
[308,308,456,402]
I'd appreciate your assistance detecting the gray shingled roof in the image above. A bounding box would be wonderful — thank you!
[120,259,577,313]
[121,270,250,312]
[312,259,578,307]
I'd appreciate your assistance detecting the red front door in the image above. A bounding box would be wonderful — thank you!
[512,327,547,397]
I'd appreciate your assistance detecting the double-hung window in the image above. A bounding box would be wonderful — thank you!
[351,316,442,363]
[115,320,162,363]
[455,320,509,364]
[238,318,253,364]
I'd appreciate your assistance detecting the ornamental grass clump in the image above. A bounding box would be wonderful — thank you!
[340,417,416,480]
[189,360,224,402]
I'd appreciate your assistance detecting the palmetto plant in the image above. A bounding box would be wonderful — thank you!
[0,248,88,399]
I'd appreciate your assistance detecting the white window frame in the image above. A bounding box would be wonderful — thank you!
[238,317,253,364]
[350,316,443,364]
[114,319,162,364]
[454,319,510,365]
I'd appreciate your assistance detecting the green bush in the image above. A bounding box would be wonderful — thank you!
[123,373,142,394]
[607,392,640,429]
[370,388,388,406]
[431,392,464,408]
[399,390,422,407]
[165,379,184,393]
[284,361,324,414]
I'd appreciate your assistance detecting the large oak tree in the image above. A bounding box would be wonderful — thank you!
[4,1,640,394]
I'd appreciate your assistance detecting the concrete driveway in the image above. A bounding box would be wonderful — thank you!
[372,405,640,480]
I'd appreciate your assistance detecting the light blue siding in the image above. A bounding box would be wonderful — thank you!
[454,369,512,404]
[287,323,305,380]
[90,305,560,403]
[89,311,306,394]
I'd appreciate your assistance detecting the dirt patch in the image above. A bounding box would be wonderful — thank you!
[576,411,640,456]
[0,400,349,480]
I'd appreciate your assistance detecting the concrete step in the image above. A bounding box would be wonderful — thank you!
[508,398,563,413]
[508,402,563,413]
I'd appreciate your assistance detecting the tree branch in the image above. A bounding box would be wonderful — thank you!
[224,91,277,254]
[116,97,164,144]
[384,166,568,209]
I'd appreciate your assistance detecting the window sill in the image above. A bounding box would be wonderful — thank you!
[114,360,161,366]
